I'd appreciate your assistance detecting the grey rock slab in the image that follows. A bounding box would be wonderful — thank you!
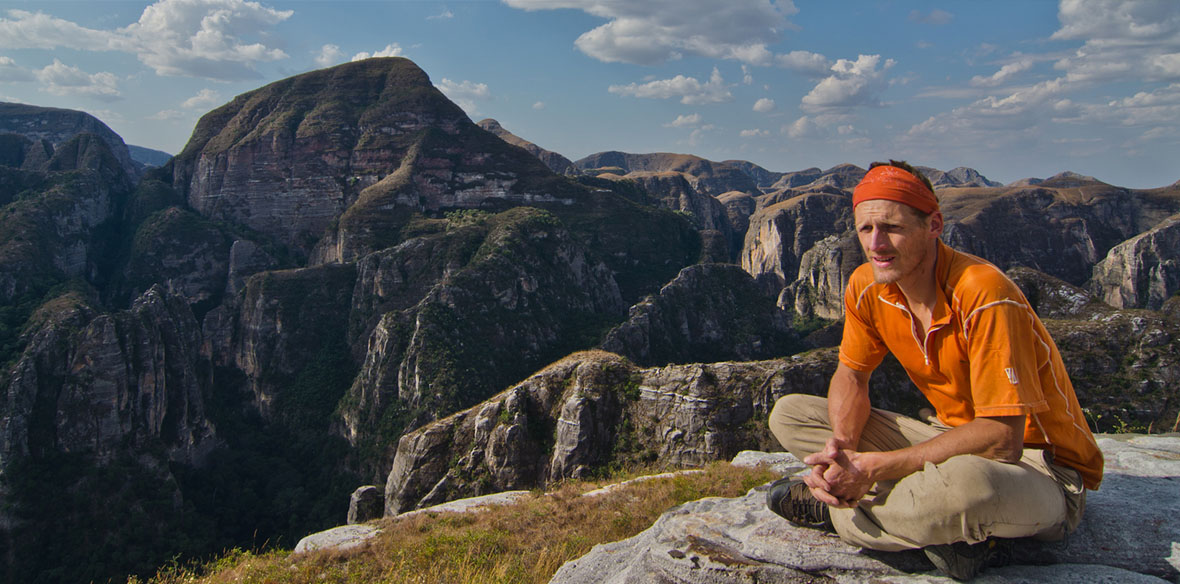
[394,490,533,520]
[551,437,1180,583]
[293,524,381,555]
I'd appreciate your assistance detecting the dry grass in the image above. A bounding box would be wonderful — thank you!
[136,462,777,584]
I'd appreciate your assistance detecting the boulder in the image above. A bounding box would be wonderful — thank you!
[347,486,384,525]
[550,436,1180,583]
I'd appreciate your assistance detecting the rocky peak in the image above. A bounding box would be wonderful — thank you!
[476,118,578,175]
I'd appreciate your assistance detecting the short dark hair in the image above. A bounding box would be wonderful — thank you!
[868,159,937,219]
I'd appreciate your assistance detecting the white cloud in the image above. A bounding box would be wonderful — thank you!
[785,115,814,139]
[352,44,404,61]
[437,78,491,115]
[0,55,33,81]
[428,8,455,20]
[316,44,346,67]
[532,101,546,110]
[775,50,832,76]
[801,54,895,112]
[609,67,732,105]
[1051,0,1180,83]
[909,9,953,26]
[182,88,221,109]
[502,0,796,66]
[753,97,775,112]
[742,65,753,85]
[0,1,293,81]
[35,59,120,100]
[665,113,702,128]
[970,57,1034,87]
[740,128,769,138]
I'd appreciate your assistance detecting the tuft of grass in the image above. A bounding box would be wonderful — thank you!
[137,462,777,584]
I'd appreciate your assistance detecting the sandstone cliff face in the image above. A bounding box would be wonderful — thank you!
[233,264,357,418]
[1,287,213,466]
[740,192,853,291]
[600,264,798,367]
[118,207,232,311]
[1089,213,1180,310]
[0,135,130,305]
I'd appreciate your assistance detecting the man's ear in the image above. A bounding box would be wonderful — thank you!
[929,211,944,238]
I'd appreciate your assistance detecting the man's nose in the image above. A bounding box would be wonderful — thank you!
[868,228,888,250]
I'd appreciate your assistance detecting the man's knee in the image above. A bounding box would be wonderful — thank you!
[768,393,830,458]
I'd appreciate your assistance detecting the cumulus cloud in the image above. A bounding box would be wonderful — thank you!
[437,78,491,115]
[0,1,292,81]
[352,44,404,61]
[776,50,832,76]
[502,0,796,66]
[665,113,702,127]
[742,65,753,85]
[970,57,1034,87]
[36,59,120,100]
[316,44,346,67]
[609,67,732,105]
[532,101,546,110]
[182,88,221,109]
[753,97,775,112]
[801,54,895,112]
[740,128,769,138]
[0,55,33,81]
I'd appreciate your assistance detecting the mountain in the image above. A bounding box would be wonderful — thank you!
[576,151,761,197]
[0,58,702,584]
[0,102,139,179]
[476,118,579,175]
[127,144,172,168]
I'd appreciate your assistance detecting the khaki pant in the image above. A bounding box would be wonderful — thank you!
[768,394,1086,552]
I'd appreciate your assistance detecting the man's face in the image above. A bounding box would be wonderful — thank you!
[854,199,943,287]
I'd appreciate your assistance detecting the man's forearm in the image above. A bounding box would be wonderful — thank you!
[853,414,1026,483]
[827,363,872,449]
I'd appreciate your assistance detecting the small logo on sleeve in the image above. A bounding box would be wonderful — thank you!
[1005,367,1020,385]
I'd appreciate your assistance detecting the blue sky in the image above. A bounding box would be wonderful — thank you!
[1,0,1178,188]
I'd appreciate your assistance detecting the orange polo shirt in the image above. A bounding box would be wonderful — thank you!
[839,241,1104,489]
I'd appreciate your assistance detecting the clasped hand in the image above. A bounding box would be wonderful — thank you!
[802,437,874,508]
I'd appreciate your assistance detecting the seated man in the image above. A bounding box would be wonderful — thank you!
[767,161,1103,581]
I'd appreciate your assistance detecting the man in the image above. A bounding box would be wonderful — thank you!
[766,161,1104,581]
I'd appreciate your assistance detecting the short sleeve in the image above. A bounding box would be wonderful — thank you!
[838,278,888,372]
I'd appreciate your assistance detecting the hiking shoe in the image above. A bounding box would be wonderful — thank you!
[923,538,1013,581]
[765,477,832,531]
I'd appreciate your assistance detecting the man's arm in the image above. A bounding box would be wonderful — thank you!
[805,364,1026,507]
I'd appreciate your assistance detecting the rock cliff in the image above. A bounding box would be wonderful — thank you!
[576,151,761,197]
[1090,213,1180,310]
[600,263,798,367]
[0,102,139,179]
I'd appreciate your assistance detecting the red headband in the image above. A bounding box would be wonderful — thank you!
[852,165,938,214]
